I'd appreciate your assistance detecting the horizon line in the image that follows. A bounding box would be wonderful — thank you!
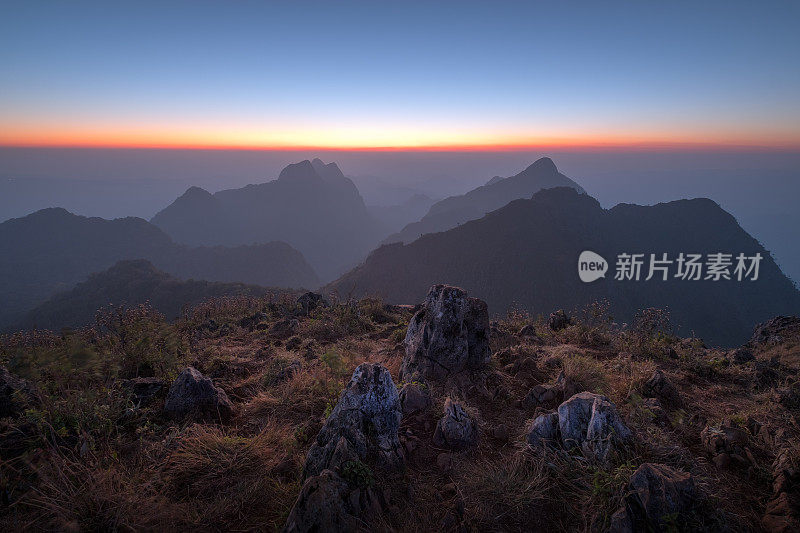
[3,140,800,153]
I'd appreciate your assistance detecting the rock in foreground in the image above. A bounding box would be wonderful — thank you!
[163,367,233,423]
[401,284,490,381]
[305,363,404,477]
[609,463,699,532]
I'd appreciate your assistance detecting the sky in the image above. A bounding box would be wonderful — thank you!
[1,1,799,150]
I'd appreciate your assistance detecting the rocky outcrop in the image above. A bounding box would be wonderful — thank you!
[401,285,490,381]
[282,468,382,533]
[526,412,560,447]
[433,398,478,451]
[304,363,404,478]
[399,382,431,417]
[609,463,699,532]
[557,392,632,462]
[0,366,39,418]
[163,367,233,423]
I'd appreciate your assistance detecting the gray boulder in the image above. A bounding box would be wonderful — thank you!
[526,412,560,447]
[305,363,404,478]
[609,463,698,533]
[163,367,233,423]
[558,392,631,462]
[399,382,431,416]
[282,469,356,533]
[433,398,478,451]
[0,366,39,418]
[401,285,490,381]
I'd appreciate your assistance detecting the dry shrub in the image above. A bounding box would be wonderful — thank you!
[161,422,297,529]
[560,353,610,394]
[11,452,182,531]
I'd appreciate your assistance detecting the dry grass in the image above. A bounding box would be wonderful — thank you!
[2,297,798,532]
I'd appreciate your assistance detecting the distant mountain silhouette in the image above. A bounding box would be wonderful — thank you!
[331,187,800,346]
[368,194,436,233]
[384,157,585,244]
[19,259,275,330]
[151,159,386,281]
[0,208,318,327]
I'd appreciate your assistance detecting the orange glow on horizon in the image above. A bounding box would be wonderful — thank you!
[1,124,799,152]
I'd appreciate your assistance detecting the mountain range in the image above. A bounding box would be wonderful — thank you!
[19,259,276,330]
[384,157,585,244]
[331,187,800,346]
[0,208,317,328]
[151,158,386,281]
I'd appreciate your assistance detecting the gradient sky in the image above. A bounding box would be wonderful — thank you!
[1,1,799,149]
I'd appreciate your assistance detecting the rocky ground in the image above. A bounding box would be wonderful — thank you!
[1,288,798,532]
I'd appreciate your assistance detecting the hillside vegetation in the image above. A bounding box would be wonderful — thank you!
[1,289,798,531]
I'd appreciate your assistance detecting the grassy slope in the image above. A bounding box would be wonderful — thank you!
[1,297,798,531]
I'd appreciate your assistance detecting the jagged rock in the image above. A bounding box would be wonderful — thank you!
[750,316,800,346]
[642,370,681,405]
[282,469,357,532]
[305,363,404,478]
[549,309,571,331]
[609,463,698,533]
[523,384,560,409]
[399,382,431,416]
[526,412,560,447]
[270,318,300,339]
[433,398,478,451]
[297,292,328,316]
[558,392,631,462]
[121,376,164,406]
[700,424,750,469]
[400,285,490,381]
[730,347,754,364]
[0,366,39,418]
[163,367,233,422]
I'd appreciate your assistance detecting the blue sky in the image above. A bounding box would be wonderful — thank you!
[1,1,799,147]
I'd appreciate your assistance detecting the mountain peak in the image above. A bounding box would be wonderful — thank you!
[523,157,557,174]
[278,160,321,182]
[181,186,213,200]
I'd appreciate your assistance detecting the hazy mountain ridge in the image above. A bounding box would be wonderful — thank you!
[0,208,318,328]
[384,157,585,244]
[20,259,278,330]
[151,159,387,281]
[331,187,800,346]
